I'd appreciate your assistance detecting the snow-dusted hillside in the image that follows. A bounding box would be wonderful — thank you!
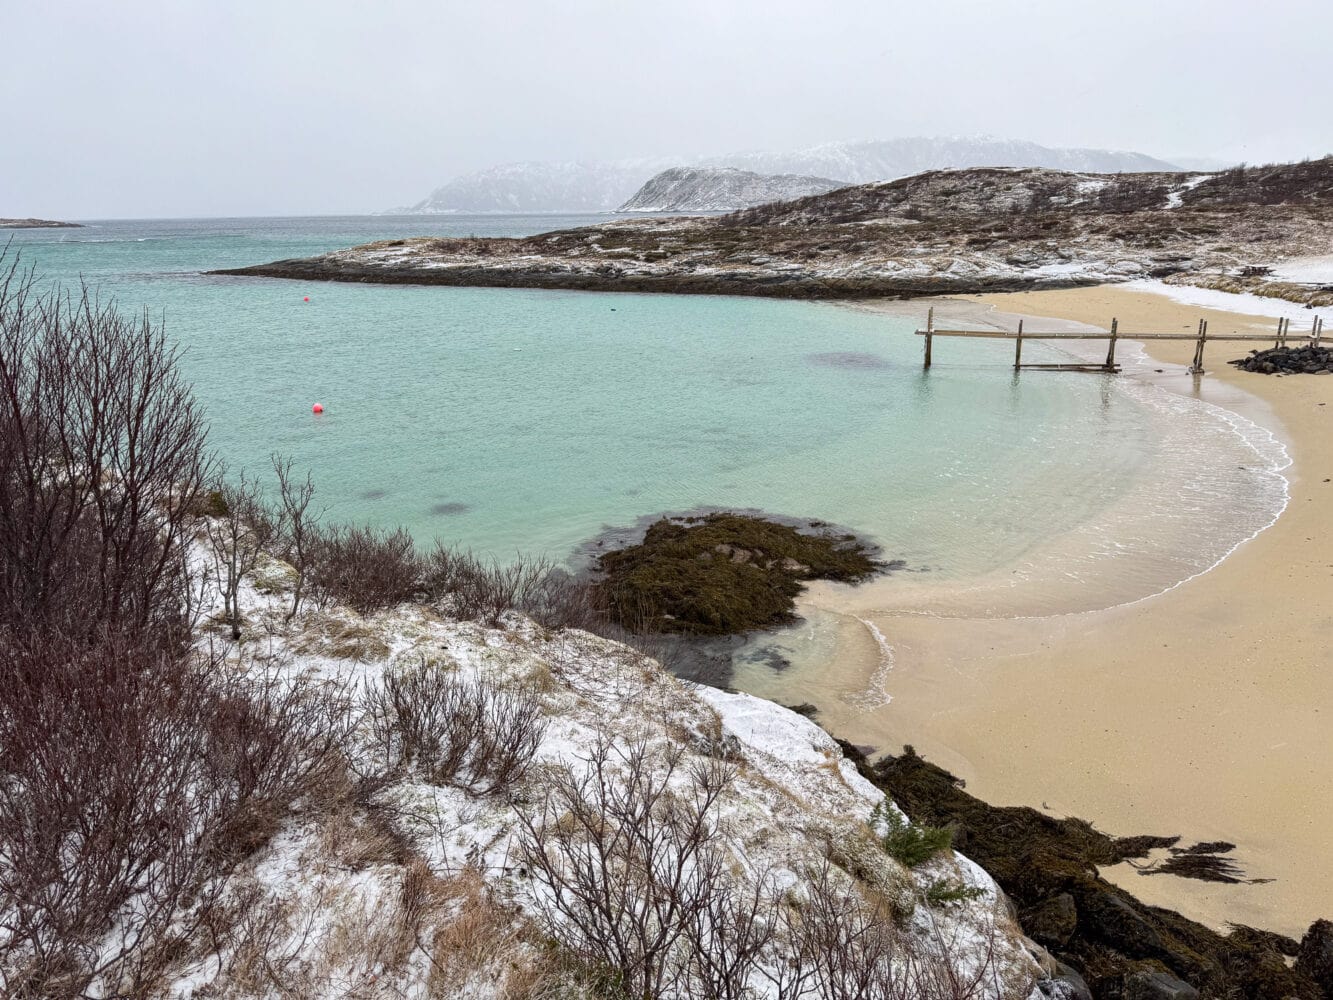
[144,545,1070,998]
[388,136,1179,214]
[618,167,845,213]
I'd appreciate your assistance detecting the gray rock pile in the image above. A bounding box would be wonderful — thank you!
[1230,345,1333,374]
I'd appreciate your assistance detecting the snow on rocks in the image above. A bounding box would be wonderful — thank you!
[160,546,1051,998]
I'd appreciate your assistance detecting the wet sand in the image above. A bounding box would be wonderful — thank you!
[760,286,1332,937]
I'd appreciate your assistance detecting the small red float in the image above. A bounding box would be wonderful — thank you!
[303,296,310,302]
[311,403,324,414]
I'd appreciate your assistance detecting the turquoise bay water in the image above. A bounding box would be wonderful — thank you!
[9,217,1287,607]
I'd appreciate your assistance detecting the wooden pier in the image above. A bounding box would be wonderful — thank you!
[918,308,1325,375]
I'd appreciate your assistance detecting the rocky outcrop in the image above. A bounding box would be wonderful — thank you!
[618,166,844,213]
[844,743,1330,999]
[1298,920,1333,997]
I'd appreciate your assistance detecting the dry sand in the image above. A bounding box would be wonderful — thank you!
[795,286,1331,937]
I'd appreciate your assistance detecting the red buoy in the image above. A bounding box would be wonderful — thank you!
[303,296,310,302]
[311,403,323,414]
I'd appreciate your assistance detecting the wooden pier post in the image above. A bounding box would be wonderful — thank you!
[924,307,934,369]
[1190,318,1209,373]
[1014,319,1024,369]
[1313,316,1322,348]
[1104,317,1118,370]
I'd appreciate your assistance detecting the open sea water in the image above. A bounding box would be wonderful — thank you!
[8,215,1288,615]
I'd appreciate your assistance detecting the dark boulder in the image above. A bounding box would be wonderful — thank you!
[1024,893,1079,948]
[1298,920,1333,997]
[1122,968,1200,1000]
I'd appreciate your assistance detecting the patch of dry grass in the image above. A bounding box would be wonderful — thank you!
[289,611,392,661]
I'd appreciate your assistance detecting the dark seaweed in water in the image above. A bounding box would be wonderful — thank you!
[594,512,883,636]
[430,501,472,516]
[805,351,892,370]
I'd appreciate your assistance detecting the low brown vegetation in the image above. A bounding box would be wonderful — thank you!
[365,658,547,795]
[516,737,1016,1000]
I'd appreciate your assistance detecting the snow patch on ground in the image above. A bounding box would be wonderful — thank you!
[1123,278,1333,324]
[1269,254,1333,284]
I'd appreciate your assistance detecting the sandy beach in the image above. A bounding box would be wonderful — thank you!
[755,285,1332,938]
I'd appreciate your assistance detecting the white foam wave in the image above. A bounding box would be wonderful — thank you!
[846,616,895,709]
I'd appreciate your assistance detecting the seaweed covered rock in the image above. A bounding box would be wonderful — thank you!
[1122,969,1199,1000]
[1025,893,1079,948]
[1230,344,1333,374]
[594,512,885,634]
[837,742,1326,999]
[1298,919,1333,997]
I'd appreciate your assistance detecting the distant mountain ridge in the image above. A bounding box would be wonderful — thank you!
[699,136,1180,184]
[618,167,845,213]
[388,136,1182,214]
[388,159,679,215]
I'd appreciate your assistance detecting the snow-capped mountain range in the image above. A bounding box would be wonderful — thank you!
[388,136,1182,214]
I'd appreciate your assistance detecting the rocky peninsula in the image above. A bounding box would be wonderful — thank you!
[219,159,1333,301]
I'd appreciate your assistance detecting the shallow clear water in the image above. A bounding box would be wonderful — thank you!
[9,217,1287,609]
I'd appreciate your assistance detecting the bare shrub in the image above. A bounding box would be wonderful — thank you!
[309,523,421,613]
[0,633,353,998]
[452,551,553,627]
[516,737,760,1000]
[760,860,1011,1000]
[366,659,546,795]
[424,544,606,631]
[270,454,322,623]
[520,566,606,631]
[202,467,276,641]
[0,253,210,648]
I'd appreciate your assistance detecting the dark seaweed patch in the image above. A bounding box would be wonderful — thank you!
[806,351,892,370]
[594,512,883,636]
[430,501,471,516]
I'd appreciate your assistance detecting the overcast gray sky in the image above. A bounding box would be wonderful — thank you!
[3,0,1329,218]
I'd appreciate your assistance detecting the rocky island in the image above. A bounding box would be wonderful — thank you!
[0,217,82,228]
[220,158,1333,302]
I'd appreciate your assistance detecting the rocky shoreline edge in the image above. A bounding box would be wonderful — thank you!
[838,741,1333,999]
[213,256,1096,300]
